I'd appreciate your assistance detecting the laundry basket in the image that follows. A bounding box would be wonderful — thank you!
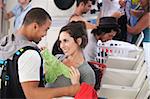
[96,40,142,63]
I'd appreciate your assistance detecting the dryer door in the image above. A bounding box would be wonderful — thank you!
[54,0,75,10]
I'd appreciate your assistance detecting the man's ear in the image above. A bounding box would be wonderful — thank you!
[33,23,39,31]
[77,38,82,46]
[80,2,85,6]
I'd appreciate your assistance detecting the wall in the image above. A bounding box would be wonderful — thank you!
[32,0,76,51]
[5,0,76,51]
[5,0,98,52]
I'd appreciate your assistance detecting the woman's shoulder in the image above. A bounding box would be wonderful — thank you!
[79,61,94,72]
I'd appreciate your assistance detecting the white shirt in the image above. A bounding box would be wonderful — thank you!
[101,0,120,17]
[18,50,41,83]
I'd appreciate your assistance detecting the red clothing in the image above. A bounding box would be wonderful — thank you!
[75,82,98,99]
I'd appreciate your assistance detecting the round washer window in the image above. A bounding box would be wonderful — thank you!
[54,0,75,10]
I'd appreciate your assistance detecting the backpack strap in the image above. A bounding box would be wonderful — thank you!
[1,46,44,98]
[13,46,44,87]
[0,59,10,98]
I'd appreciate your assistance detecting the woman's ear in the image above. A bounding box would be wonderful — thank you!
[77,38,82,46]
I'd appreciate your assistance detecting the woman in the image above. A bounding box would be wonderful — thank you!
[127,0,150,85]
[46,21,95,88]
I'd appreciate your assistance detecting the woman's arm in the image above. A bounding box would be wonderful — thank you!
[127,12,150,34]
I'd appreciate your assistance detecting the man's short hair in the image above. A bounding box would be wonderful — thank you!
[76,0,92,7]
[22,8,52,26]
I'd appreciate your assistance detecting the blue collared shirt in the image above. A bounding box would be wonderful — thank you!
[12,3,32,31]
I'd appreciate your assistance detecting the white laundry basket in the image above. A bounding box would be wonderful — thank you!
[96,40,142,63]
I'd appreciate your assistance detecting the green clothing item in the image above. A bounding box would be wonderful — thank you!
[41,49,70,83]
[45,61,95,88]
[132,0,140,5]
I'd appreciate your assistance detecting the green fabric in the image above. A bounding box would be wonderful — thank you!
[132,0,140,5]
[41,49,70,83]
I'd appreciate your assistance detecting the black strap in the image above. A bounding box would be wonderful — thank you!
[1,46,44,98]
[13,46,44,87]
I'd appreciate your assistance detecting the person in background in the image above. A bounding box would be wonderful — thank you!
[0,8,80,99]
[69,0,96,29]
[4,0,32,31]
[100,0,120,17]
[46,21,95,88]
[113,0,128,41]
[127,0,150,87]
[126,0,143,43]
[83,17,120,61]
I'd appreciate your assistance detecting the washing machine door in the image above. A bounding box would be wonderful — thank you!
[54,0,75,10]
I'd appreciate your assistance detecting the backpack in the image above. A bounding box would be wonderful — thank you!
[0,46,44,98]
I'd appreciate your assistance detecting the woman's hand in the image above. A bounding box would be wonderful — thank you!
[69,66,80,85]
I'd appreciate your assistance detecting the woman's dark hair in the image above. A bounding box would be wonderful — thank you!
[58,21,88,49]
[91,26,120,36]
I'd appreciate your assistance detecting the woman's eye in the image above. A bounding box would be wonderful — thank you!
[63,39,68,42]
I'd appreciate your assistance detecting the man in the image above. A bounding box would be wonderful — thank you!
[69,0,96,29]
[83,17,120,61]
[4,0,32,31]
[0,8,80,98]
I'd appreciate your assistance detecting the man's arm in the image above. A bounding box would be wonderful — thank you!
[18,50,80,99]
[21,82,80,99]
[70,16,96,29]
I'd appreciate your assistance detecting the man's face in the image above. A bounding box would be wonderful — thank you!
[98,30,117,42]
[18,0,29,4]
[82,1,92,14]
[32,19,51,43]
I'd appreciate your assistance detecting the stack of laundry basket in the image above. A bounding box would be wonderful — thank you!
[96,39,149,99]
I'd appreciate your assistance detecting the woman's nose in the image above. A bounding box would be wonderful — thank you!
[60,42,65,49]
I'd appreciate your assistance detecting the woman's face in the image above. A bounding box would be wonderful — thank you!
[98,30,117,42]
[59,31,80,56]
